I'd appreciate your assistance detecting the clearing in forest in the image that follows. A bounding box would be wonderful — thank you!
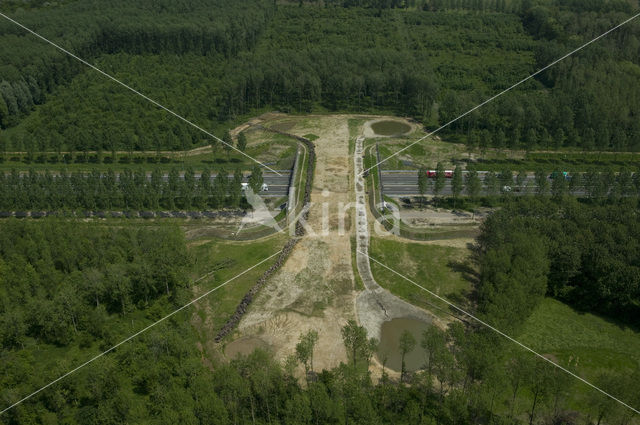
[230,115,358,371]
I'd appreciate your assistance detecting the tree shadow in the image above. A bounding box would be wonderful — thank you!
[447,242,482,308]
[447,259,479,287]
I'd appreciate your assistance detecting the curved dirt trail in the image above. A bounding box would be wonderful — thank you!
[228,115,439,371]
[353,135,436,341]
[233,116,357,370]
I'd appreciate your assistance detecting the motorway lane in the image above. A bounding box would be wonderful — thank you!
[157,172,290,196]
[380,170,556,196]
[10,171,291,197]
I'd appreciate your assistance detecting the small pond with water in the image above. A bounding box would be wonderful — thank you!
[370,120,411,136]
[376,317,431,372]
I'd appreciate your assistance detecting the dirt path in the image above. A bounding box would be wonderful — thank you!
[232,116,357,371]
[353,135,440,342]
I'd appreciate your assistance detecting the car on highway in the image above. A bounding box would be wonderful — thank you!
[426,170,454,178]
[549,171,569,180]
[241,183,269,192]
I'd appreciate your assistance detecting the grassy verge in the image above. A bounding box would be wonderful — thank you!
[466,156,640,173]
[188,233,288,334]
[368,236,473,320]
[348,118,366,155]
[350,235,365,291]
[373,136,640,173]
[520,297,640,379]
[294,142,309,211]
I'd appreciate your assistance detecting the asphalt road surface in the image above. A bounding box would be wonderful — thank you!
[131,171,290,197]
[11,171,291,197]
[380,170,576,196]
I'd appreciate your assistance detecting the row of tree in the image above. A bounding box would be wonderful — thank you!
[0,127,248,165]
[303,0,525,13]
[0,165,264,211]
[417,163,640,200]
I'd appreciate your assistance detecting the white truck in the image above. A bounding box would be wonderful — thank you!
[241,183,269,192]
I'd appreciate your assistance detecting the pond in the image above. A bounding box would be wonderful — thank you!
[376,317,431,372]
[370,120,411,136]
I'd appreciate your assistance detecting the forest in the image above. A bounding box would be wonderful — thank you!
[2,0,640,423]
[476,197,640,328]
[3,301,638,424]
[1,0,639,153]
[0,221,191,349]
[0,166,264,211]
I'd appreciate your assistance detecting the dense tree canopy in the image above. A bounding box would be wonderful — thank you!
[0,221,191,347]
[477,197,640,326]
[1,0,638,153]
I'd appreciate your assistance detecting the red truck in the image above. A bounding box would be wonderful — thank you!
[426,170,453,178]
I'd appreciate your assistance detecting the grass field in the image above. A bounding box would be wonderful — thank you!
[368,236,473,320]
[501,298,640,419]
[188,232,288,339]
[375,137,469,170]
[520,298,640,377]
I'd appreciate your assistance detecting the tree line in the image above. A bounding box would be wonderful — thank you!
[417,163,640,202]
[0,165,264,211]
[298,0,524,12]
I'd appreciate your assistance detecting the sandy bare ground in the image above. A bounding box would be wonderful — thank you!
[218,114,462,379]
[232,116,357,371]
[398,207,479,226]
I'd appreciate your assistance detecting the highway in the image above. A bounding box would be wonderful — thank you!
[158,171,290,197]
[8,171,291,197]
[381,170,548,196]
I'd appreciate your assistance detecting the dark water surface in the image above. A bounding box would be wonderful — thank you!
[371,120,411,136]
[376,317,431,372]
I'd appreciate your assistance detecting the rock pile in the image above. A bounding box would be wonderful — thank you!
[215,131,316,342]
